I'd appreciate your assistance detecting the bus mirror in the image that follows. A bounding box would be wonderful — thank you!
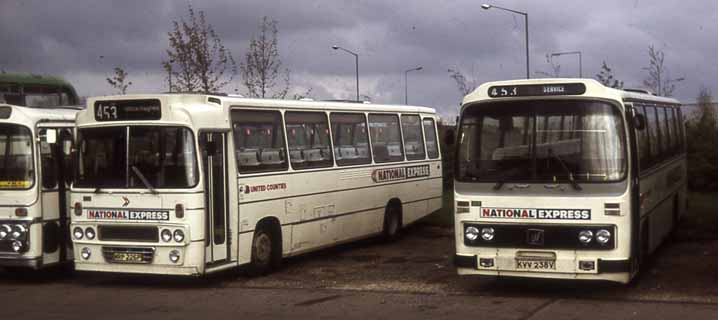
[444,129,456,146]
[633,114,646,130]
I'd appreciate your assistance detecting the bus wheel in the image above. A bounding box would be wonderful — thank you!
[383,203,401,241]
[249,227,277,276]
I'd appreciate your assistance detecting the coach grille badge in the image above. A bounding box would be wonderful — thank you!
[122,196,130,207]
[526,229,545,246]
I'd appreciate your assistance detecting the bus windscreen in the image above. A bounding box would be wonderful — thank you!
[0,124,34,189]
[457,100,626,183]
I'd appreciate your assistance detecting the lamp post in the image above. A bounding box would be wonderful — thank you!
[550,51,582,77]
[404,66,423,104]
[332,45,359,101]
[481,4,529,79]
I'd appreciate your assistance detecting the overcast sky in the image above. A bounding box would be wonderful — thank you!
[1,0,714,119]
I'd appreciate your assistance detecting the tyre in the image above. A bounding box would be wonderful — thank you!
[383,204,401,241]
[248,226,278,276]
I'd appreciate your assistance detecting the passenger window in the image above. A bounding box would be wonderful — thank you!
[676,108,686,152]
[401,115,425,160]
[646,106,660,164]
[656,106,666,158]
[635,106,651,172]
[423,118,440,159]
[369,114,404,163]
[330,113,371,166]
[232,110,287,173]
[665,107,675,153]
[285,111,333,169]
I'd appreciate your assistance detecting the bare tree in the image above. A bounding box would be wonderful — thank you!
[535,54,561,78]
[447,67,480,96]
[162,4,237,93]
[697,86,715,123]
[595,61,624,89]
[240,16,290,99]
[642,45,684,96]
[106,67,132,94]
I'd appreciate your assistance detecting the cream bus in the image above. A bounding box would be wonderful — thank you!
[70,95,442,275]
[452,79,686,283]
[0,73,80,270]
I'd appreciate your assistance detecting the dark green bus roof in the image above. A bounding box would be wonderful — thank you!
[0,72,79,105]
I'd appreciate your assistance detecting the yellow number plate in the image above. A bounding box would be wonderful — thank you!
[516,258,556,270]
[111,252,144,263]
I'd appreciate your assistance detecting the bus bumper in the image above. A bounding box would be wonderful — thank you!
[0,255,42,269]
[454,253,631,283]
[73,241,206,276]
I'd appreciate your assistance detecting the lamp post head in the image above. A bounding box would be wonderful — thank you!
[481,4,492,10]
[416,66,423,71]
[331,45,339,50]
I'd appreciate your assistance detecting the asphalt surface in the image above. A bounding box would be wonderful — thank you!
[1,219,718,319]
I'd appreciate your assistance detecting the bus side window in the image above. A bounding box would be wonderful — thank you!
[330,113,371,166]
[400,114,425,160]
[423,118,440,159]
[664,107,675,154]
[369,113,404,163]
[676,108,686,152]
[285,111,333,170]
[646,105,661,168]
[635,105,651,172]
[231,109,287,174]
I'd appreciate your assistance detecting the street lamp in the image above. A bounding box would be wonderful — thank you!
[481,4,530,79]
[332,45,359,101]
[404,66,423,104]
[550,51,582,77]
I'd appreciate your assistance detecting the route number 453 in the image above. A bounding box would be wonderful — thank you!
[96,104,118,120]
[490,86,518,97]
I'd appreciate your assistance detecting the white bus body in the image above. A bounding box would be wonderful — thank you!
[453,79,686,283]
[71,95,442,275]
[0,104,78,269]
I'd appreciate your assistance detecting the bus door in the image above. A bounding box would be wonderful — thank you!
[37,127,73,263]
[200,131,229,264]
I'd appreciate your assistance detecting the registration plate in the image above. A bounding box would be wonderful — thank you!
[516,259,556,270]
[111,252,145,263]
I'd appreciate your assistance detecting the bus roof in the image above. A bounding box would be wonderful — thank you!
[79,94,438,128]
[0,103,79,123]
[0,72,76,89]
[463,78,681,106]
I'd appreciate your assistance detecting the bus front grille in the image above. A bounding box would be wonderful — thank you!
[98,226,159,243]
[102,246,155,264]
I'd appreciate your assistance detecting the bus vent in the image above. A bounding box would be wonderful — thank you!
[98,225,159,242]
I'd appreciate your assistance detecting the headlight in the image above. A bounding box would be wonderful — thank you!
[173,229,185,243]
[0,224,11,240]
[85,227,96,240]
[81,247,91,260]
[596,229,611,245]
[161,229,172,242]
[465,226,479,241]
[480,227,495,241]
[578,230,593,244]
[73,227,84,240]
[169,250,180,263]
[11,224,27,239]
[11,240,24,252]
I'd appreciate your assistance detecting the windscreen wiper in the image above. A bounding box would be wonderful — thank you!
[548,149,582,191]
[493,181,505,190]
[131,166,158,194]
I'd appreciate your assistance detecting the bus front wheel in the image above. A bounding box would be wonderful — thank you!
[383,203,402,241]
[249,226,279,276]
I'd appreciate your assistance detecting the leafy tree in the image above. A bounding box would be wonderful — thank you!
[106,67,132,94]
[447,67,479,96]
[685,87,718,190]
[596,61,623,88]
[642,45,683,96]
[240,16,290,99]
[162,4,237,93]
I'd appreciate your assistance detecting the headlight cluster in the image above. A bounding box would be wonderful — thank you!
[0,223,28,241]
[73,226,96,241]
[465,226,495,242]
[578,229,612,246]
[0,223,29,253]
[161,229,185,243]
